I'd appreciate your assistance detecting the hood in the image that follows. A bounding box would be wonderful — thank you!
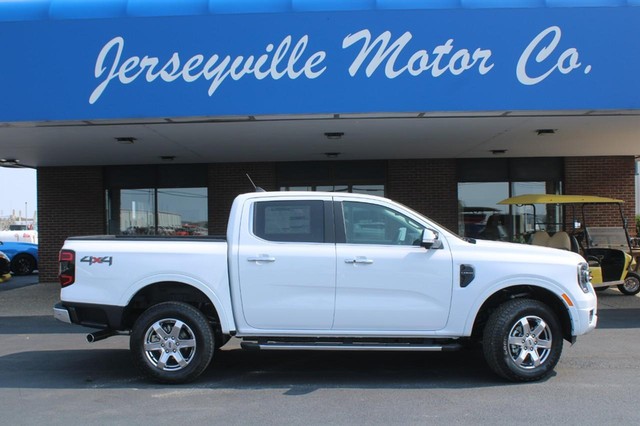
[466,238,586,266]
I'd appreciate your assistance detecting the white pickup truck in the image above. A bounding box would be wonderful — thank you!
[54,191,597,383]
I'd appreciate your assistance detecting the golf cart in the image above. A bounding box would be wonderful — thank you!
[498,194,640,296]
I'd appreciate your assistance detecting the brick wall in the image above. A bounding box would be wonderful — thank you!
[208,159,459,234]
[208,163,277,235]
[386,159,458,231]
[33,157,637,281]
[564,156,636,231]
[37,167,105,282]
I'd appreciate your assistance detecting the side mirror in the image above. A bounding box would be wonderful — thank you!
[421,229,443,249]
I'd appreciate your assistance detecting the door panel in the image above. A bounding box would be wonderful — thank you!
[334,200,454,331]
[237,198,336,330]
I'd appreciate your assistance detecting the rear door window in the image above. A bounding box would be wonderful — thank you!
[253,200,325,243]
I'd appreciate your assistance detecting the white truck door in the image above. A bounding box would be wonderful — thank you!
[237,198,336,330]
[333,199,454,331]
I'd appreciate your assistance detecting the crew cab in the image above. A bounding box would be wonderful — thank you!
[54,191,597,383]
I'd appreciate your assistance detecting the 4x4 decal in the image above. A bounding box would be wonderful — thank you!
[80,256,113,266]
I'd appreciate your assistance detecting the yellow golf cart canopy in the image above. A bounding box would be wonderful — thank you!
[498,194,624,205]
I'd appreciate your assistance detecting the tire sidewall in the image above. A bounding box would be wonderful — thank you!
[131,302,214,384]
[11,254,35,275]
[619,272,640,295]
[484,299,563,382]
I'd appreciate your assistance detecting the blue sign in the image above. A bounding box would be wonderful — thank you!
[0,7,639,121]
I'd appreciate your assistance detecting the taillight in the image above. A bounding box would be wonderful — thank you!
[59,249,75,287]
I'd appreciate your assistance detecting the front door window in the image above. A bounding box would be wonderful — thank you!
[342,201,424,246]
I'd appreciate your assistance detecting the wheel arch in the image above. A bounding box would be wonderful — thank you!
[122,281,228,339]
[470,285,573,343]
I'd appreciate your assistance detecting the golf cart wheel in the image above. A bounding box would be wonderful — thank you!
[618,271,640,296]
[483,299,563,382]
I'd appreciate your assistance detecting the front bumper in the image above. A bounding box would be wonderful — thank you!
[573,304,598,338]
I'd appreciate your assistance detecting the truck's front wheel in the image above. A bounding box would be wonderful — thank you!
[483,299,563,382]
[131,302,214,384]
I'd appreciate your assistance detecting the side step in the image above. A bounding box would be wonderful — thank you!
[241,341,462,352]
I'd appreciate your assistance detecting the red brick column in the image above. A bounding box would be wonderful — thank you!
[564,156,636,229]
[386,159,458,232]
[37,167,105,282]
[208,163,277,235]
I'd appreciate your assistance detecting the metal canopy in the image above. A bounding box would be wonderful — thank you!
[498,194,625,205]
[1,0,637,22]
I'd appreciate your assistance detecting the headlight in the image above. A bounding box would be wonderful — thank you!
[0,252,9,262]
[577,262,591,293]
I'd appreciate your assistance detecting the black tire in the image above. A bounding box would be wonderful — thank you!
[594,286,609,292]
[130,302,214,384]
[618,272,640,296]
[10,254,36,275]
[483,299,563,382]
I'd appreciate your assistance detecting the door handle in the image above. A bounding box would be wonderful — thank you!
[344,257,374,265]
[247,255,276,263]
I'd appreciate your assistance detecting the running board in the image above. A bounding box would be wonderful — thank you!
[241,341,462,352]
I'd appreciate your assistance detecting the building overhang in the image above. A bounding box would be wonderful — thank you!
[1,1,639,167]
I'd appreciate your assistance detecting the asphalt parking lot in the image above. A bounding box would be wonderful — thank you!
[1,276,640,425]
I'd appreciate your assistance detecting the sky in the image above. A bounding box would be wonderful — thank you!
[0,168,37,219]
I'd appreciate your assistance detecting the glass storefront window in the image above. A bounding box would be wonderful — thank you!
[458,181,561,242]
[351,185,385,196]
[109,187,207,236]
[511,182,562,237]
[282,186,314,191]
[120,189,156,235]
[280,184,385,196]
[316,185,349,193]
[458,182,509,241]
[157,188,208,236]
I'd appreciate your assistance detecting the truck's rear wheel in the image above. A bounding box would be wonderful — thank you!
[131,302,214,384]
[483,299,563,382]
